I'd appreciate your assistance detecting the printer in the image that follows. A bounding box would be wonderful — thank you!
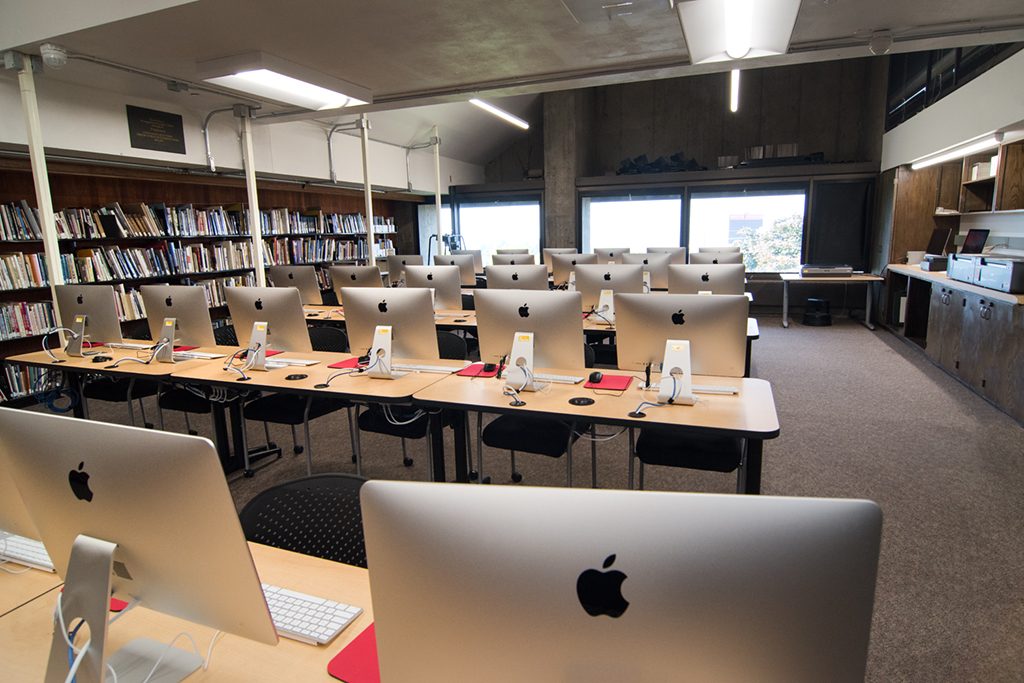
[800,264,853,277]
[947,254,981,284]
[975,257,1024,294]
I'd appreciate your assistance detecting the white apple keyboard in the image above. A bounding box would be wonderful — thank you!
[0,531,55,572]
[691,384,739,395]
[266,358,321,368]
[393,362,469,374]
[533,373,585,385]
[261,583,362,645]
[107,341,154,350]
[173,351,225,360]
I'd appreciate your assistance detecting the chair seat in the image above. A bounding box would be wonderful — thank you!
[159,387,212,414]
[358,404,430,439]
[482,415,587,458]
[83,377,159,402]
[634,428,744,472]
[244,394,351,425]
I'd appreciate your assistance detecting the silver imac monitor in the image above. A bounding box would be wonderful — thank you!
[386,255,424,285]
[473,289,584,369]
[646,246,688,264]
[689,251,743,265]
[328,265,384,304]
[496,248,530,254]
[615,293,749,377]
[140,285,216,347]
[225,287,312,352]
[492,253,536,266]
[434,253,478,286]
[621,252,672,290]
[0,407,278,677]
[362,480,882,683]
[451,249,484,274]
[542,248,578,274]
[574,264,645,311]
[405,265,463,310]
[592,247,631,264]
[55,284,124,345]
[267,264,323,305]
[667,264,747,295]
[340,287,440,360]
[698,245,742,253]
[485,264,549,290]
[551,253,598,287]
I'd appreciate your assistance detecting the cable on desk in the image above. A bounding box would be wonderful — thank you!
[105,339,169,368]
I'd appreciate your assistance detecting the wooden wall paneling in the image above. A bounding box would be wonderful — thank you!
[721,69,763,168]
[890,165,941,263]
[758,65,802,157]
[684,72,722,169]
[937,162,962,212]
[651,77,686,167]
[797,61,842,161]
[836,60,868,162]
[996,141,1024,210]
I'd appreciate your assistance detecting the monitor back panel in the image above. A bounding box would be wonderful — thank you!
[667,264,746,295]
[140,285,216,347]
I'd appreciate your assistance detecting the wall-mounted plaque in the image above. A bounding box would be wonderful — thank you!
[126,105,186,154]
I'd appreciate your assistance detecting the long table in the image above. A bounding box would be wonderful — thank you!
[0,543,373,680]
[779,273,884,330]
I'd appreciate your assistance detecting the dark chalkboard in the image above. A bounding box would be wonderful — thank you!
[126,105,185,154]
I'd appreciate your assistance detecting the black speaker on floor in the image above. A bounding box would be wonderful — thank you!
[803,298,832,326]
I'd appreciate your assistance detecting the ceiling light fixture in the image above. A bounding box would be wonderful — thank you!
[676,0,801,64]
[196,52,371,111]
[910,133,1003,170]
[469,98,530,130]
[729,69,740,112]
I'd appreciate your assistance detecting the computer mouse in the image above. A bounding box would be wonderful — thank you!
[91,355,113,363]
[285,373,308,381]
[483,363,497,372]
[588,371,603,384]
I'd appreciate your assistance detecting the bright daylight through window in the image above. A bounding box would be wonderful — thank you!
[582,195,682,253]
[457,201,540,266]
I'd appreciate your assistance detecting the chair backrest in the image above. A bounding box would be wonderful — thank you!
[437,331,468,361]
[461,293,475,310]
[238,474,368,568]
[213,323,238,347]
[584,343,595,369]
[308,325,350,353]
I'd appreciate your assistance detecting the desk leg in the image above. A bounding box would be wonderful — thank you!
[451,410,469,483]
[428,411,446,482]
[861,282,876,330]
[66,372,86,419]
[744,339,752,378]
[738,439,763,495]
[211,403,235,472]
[782,281,790,328]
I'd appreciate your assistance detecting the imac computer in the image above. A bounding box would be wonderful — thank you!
[434,253,478,286]
[0,407,279,680]
[140,285,216,347]
[542,248,578,274]
[267,265,324,305]
[622,252,672,289]
[667,264,746,295]
[55,284,124,346]
[574,264,645,312]
[646,246,688,264]
[340,287,440,360]
[496,248,530,254]
[362,480,882,683]
[225,287,313,352]
[698,246,741,253]
[386,255,424,285]
[451,249,484,274]
[473,289,584,369]
[492,253,536,266]
[485,264,549,290]
[689,251,743,265]
[615,293,749,377]
[592,247,630,264]
[328,265,385,304]
[405,265,463,310]
[550,253,598,287]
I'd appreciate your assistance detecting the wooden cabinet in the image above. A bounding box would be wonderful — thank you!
[925,284,963,369]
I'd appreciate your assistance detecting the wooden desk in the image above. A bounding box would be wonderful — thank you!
[0,543,372,680]
[0,568,62,618]
[779,273,884,330]
[414,371,779,493]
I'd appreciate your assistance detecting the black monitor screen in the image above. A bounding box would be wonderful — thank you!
[925,228,952,255]
[960,229,990,254]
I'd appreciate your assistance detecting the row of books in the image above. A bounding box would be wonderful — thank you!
[322,213,397,235]
[111,284,146,322]
[57,241,254,283]
[0,201,42,241]
[262,236,395,265]
[1,363,47,401]
[1,252,49,290]
[0,301,56,341]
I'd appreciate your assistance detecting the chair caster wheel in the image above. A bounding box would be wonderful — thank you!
[402,457,414,467]
[469,470,479,481]
[511,472,523,483]
[243,469,255,478]
[481,476,492,484]
[293,445,304,455]
[188,429,198,436]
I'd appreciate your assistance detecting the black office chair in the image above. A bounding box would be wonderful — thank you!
[476,345,597,487]
[80,373,160,428]
[627,428,748,493]
[238,474,367,567]
[240,326,359,476]
[355,331,470,471]
[156,323,238,436]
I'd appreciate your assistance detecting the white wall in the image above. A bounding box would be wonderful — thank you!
[0,72,484,192]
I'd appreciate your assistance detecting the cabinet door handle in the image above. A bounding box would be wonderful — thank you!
[980,305,992,320]
[941,292,951,305]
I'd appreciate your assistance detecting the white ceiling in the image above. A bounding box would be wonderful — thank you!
[8,0,1024,165]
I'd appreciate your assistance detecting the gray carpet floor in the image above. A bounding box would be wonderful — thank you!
[72,314,1024,682]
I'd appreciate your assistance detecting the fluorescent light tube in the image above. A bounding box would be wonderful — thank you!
[729,69,740,112]
[470,99,530,130]
[910,134,1003,170]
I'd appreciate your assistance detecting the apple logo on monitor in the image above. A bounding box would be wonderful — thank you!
[288,273,294,280]
[642,259,649,265]
[165,296,173,307]
[254,298,264,311]
[671,309,686,325]
[510,259,517,265]
[518,303,530,318]
[701,272,710,282]
[576,554,629,618]
[512,272,519,281]
[712,258,720,265]
[427,273,434,281]
[378,300,388,313]
[571,259,578,266]
[401,259,407,266]
[350,273,358,281]
[76,294,84,305]
[607,252,614,258]
[603,272,612,281]
[68,461,93,502]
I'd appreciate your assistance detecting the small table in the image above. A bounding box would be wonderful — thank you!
[779,273,884,330]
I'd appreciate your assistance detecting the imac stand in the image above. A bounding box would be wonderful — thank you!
[248,321,268,371]
[657,340,695,406]
[367,325,403,379]
[154,318,176,363]
[65,315,88,357]
[592,289,616,324]
[47,534,201,683]
[567,271,576,291]
[505,331,539,393]
[643,271,651,292]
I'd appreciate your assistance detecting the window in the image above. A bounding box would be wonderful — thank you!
[455,199,541,267]
[417,203,452,261]
[581,194,682,252]
[688,188,806,272]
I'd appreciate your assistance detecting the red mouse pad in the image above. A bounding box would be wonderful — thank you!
[456,363,499,378]
[173,345,198,352]
[327,623,379,683]
[328,357,364,369]
[584,374,633,391]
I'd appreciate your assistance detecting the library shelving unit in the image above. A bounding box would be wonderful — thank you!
[0,157,420,402]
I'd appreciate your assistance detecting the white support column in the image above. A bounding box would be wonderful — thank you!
[16,55,66,333]
[432,125,443,260]
[239,111,266,287]
[359,114,376,266]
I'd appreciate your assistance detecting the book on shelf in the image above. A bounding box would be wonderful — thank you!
[55,207,107,239]
[0,301,56,341]
[2,363,48,401]
[119,203,165,237]
[0,201,43,241]
[111,284,146,322]
[0,252,48,290]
